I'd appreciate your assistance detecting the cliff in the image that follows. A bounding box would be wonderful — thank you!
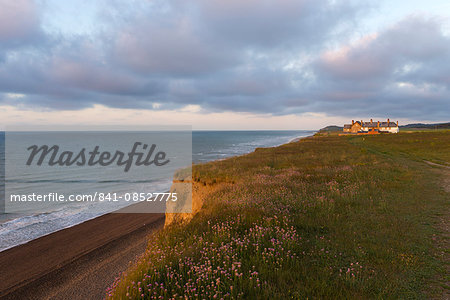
[164,180,225,227]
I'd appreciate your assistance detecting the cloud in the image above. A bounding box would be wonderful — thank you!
[0,1,449,121]
[194,0,356,47]
[112,18,238,76]
[316,16,450,82]
[312,15,450,119]
[0,0,44,49]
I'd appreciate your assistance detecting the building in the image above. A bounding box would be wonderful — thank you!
[343,120,361,133]
[343,119,399,134]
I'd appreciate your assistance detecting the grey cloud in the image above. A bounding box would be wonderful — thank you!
[107,0,366,76]
[112,20,239,76]
[196,68,291,97]
[0,0,44,49]
[193,0,370,49]
[311,16,450,118]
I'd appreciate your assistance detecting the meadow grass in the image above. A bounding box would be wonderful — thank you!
[107,132,449,299]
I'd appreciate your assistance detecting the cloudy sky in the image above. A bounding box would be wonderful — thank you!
[0,0,449,129]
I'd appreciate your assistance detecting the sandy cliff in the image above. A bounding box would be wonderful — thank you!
[164,180,225,227]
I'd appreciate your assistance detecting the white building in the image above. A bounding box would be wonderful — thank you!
[361,119,399,133]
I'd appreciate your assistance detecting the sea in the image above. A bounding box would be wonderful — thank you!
[0,130,313,252]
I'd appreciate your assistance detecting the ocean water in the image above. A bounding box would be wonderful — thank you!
[0,130,312,252]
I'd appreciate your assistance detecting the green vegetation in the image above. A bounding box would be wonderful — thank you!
[108,132,449,299]
[350,130,450,165]
[400,122,450,130]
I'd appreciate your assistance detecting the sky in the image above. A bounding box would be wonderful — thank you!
[0,0,449,130]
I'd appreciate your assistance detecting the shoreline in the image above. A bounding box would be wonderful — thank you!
[192,132,314,164]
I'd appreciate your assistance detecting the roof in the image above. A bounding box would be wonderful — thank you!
[344,121,362,128]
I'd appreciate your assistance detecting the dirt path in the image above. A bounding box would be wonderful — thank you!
[425,160,450,171]
[424,161,450,299]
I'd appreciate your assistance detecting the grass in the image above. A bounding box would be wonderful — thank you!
[107,131,449,299]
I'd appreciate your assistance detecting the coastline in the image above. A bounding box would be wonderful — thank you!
[192,132,314,164]
[0,132,311,298]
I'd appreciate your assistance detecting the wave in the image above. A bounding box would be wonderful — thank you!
[0,208,101,252]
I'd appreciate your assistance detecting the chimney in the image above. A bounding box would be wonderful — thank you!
[377,121,380,128]
[352,120,354,125]
[370,118,373,123]
[387,118,390,128]
[397,120,399,127]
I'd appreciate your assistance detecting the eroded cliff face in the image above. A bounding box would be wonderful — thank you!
[164,181,224,227]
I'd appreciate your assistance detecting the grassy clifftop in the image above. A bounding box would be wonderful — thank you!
[108,131,449,299]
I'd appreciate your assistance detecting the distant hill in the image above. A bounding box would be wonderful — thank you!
[400,122,450,129]
[318,125,343,132]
